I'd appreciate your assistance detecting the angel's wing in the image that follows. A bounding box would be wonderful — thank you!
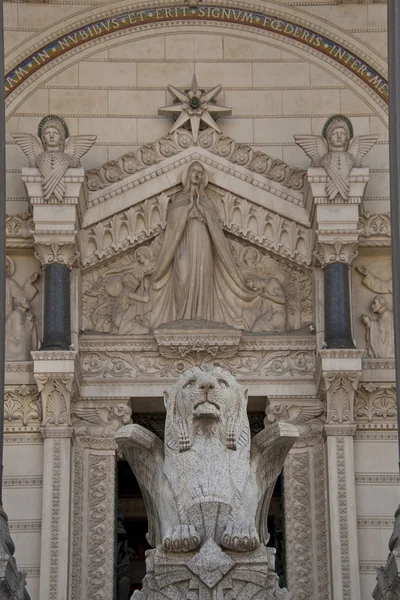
[115,424,164,547]
[64,134,97,166]
[293,134,328,165]
[73,406,109,425]
[251,421,298,544]
[348,134,378,166]
[11,133,43,166]
[287,404,324,425]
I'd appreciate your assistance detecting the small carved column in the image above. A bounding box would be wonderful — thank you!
[308,167,369,349]
[23,166,83,350]
[32,351,76,600]
[321,348,364,600]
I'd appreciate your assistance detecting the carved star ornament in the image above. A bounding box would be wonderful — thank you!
[158,75,231,143]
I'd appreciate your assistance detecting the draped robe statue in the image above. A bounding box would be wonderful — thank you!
[150,162,255,329]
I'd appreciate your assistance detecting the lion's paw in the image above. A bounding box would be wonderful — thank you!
[221,522,260,552]
[163,525,201,552]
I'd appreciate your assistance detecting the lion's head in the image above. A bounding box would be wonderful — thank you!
[164,366,250,452]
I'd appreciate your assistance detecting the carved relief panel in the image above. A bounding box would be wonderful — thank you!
[81,162,313,337]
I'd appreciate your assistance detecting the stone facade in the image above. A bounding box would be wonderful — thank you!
[2,0,398,599]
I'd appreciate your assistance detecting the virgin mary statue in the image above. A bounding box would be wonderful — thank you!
[150,161,255,329]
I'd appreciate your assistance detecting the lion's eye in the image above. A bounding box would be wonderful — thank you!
[218,379,229,388]
[183,378,195,389]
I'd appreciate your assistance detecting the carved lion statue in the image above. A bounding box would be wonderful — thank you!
[116,366,298,554]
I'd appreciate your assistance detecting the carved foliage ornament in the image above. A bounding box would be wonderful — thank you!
[4,385,40,426]
[85,127,306,194]
[6,212,34,242]
[35,373,73,427]
[355,384,396,422]
[34,239,80,269]
[314,240,358,268]
[359,211,391,239]
[323,371,361,425]
[72,402,132,437]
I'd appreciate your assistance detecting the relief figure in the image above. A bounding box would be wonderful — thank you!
[357,265,392,294]
[5,256,39,361]
[361,295,394,358]
[150,161,255,329]
[109,273,150,335]
[245,274,287,332]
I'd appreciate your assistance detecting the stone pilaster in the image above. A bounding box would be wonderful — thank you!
[308,167,369,349]
[23,166,83,351]
[32,351,76,600]
[320,348,363,600]
[284,432,330,600]
[70,436,116,600]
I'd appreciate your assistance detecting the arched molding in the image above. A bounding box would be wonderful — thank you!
[4,1,388,123]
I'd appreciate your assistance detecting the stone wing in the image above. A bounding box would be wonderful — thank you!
[251,421,298,544]
[348,134,378,166]
[115,424,164,547]
[293,134,328,165]
[11,133,43,166]
[64,134,97,166]
[73,406,109,425]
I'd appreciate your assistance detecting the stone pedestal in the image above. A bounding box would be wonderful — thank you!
[135,543,289,600]
[308,167,369,349]
[320,349,363,600]
[32,351,76,600]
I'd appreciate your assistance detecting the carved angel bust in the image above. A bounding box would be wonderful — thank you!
[294,115,377,200]
[12,115,96,203]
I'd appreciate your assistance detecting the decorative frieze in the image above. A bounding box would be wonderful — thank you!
[72,400,131,437]
[359,211,391,241]
[355,384,396,422]
[6,212,34,248]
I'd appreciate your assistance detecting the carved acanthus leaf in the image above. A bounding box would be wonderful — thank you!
[6,212,34,246]
[4,385,40,426]
[355,385,396,422]
[323,371,361,424]
[35,373,74,427]
[34,240,79,269]
[314,240,358,267]
[85,127,306,194]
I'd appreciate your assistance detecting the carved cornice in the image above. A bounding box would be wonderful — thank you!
[6,212,34,248]
[34,240,80,269]
[73,436,118,450]
[85,127,305,196]
[154,325,242,360]
[34,373,74,427]
[314,240,358,268]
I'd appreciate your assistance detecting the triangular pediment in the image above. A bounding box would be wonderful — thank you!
[80,131,312,272]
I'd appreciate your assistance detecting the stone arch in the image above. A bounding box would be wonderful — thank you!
[5,1,388,123]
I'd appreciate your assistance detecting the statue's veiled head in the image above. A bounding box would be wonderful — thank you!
[182,161,209,194]
[38,115,68,151]
[323,115,353,152]
[164,366,250,452]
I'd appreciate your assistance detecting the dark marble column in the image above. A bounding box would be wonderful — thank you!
[41,262,71,351]
[324,262,354,349]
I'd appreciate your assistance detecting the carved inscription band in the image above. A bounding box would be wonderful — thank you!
[5,5,387,102]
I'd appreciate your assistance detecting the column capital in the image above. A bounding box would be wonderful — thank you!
[314,239,358,268]
[323,370,361,427]
[34,239,80,269]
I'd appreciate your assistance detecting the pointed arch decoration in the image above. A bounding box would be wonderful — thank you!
[5,4,388,103]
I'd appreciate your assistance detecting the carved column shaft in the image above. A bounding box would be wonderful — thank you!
[71,437,116,600]
[324,262,353,349]
[42,263,71,350]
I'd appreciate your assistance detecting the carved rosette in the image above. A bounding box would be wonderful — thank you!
[34,239,79,269]
[34,373,73,429]
[323,371,361,432]
[314,240,358,268]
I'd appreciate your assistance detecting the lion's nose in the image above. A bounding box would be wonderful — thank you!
[198,375,215,391]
